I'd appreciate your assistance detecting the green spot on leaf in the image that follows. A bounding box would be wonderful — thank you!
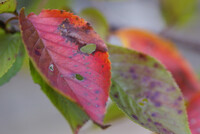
[29,61,89,133]
[80,44,96,54]
[49,64,54,71]
[75,74,84,81]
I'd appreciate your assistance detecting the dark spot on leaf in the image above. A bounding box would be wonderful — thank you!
[138,53,147,60]
[95,90,100,94]
[177,110,183,114]
[8,57,10,60]
[151,113,157,117]
[58,18,107,52]
[154,122,162,126]
[75,74,84,81]
[154,63,160,68]
[147,118,152,122]
[95,104,100,108]
[34,49,41,56]
[114,93,119,98]
[154,101,162,107]
[132,114,138,120]
[60,10,64,14]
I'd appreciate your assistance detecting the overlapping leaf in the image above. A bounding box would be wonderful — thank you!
[108,44,191,134]
[0,44,25,86]
[160,0,197,26]
[0,33,22,78]
[19,8,111,125]
[30,61,89,134]
[79,7,109,40]
[187,93,200,134]
[0,0,16,13]
[115,29,200,101]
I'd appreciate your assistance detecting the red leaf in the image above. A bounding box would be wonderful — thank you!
[115,29,200,101]
[19,8,111,125]
[187,93,200,134]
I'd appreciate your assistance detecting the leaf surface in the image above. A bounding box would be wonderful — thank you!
[0,0,16,13]
[160,0,197,26]
[108,44,191,134]
[0,33,21,78]
[0,43,25,86]
[115,29,200,101]
[19,8,111,125]
[30,61,89,134]
[187,93,200,134]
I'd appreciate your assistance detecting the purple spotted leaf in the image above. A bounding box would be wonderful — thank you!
[108,44,191,134]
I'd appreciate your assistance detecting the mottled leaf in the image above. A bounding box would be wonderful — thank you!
[0,44,25,86]
[115,29,200,101]
[79,7,109,40]
[29,61,89,134]
[0,33,22,78]
[160,0,197,26]
[0,0,16,13]
[108,44,191,134]
[187,93,200,134]
[19,8,111,125]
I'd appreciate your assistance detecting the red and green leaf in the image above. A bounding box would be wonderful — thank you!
[115,29,200,101]
[19,8,111,125]
[30,61,89,134]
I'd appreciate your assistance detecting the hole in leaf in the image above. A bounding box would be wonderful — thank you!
[75,74,84,81]
[49,64,54,71]
[80,43,96,54]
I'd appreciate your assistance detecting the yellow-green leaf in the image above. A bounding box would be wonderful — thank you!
[0,0,16,13]
[160,0,197,26]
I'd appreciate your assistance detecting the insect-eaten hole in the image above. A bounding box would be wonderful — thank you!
[75,74,84,81]
[80,43,96,54]
[49,64,54,72]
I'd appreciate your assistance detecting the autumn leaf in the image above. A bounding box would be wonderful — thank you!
[108,44,191,134]
[30,61,89,134]
[115,29,200,101]
[187,93,200,134]
[19,8,111,125]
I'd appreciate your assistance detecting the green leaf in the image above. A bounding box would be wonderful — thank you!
[104,102,124,123]
[108,44,191,134]
[79,7,109,40]
[0,33,22,78]
[29,61,89,134]
[80,43,96,54]
[0,44,25,86]
[17,0,72,14]
[160,0,197,26]
[0,0,16,13]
